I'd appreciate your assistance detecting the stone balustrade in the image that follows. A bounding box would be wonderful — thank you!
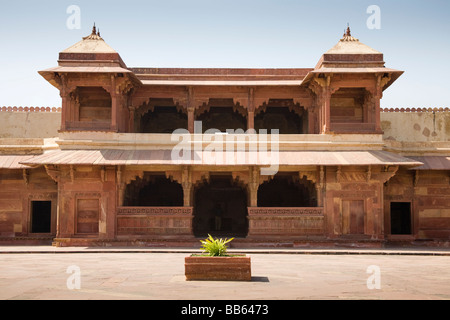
[247,207,325,237]
[116,207,194,236]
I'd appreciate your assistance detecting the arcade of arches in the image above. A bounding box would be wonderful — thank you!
[120,171,319,238]
[134,98,309,134]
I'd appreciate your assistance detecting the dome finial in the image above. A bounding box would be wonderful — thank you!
[346,23,351,37]
[340,24,358,42]
[83,23,104,41]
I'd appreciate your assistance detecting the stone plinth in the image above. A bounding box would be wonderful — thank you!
[185,256,252,281]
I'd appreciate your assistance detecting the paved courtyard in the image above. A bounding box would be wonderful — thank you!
[0,247,449,301]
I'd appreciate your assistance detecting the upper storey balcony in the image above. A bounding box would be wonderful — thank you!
[38,26,403,144]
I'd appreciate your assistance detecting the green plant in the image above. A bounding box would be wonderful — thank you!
[200,234,234,257]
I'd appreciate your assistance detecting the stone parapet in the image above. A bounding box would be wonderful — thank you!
[0,106,61,112]
[382,107,449,113]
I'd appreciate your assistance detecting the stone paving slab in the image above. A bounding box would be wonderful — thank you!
[0,250,449,301]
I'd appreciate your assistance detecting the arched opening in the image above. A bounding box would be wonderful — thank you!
[255,99,307,134]
[137,99,188,133]
[123,173,183,207]
[193,174,248,238]
[196,99,247,133]
[258,173,317,207]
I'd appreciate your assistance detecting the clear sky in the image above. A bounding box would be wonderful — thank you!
[0,0,449,108]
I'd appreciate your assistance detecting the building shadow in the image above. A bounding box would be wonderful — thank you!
[251,276,270,282]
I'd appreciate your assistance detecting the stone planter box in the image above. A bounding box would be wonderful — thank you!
[185,255,252,281]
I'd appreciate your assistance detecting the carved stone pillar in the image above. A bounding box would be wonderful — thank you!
[248,167,260,207]
[247,88,255,131]
[318,166,325,207]
[111,97,118,132]
[128,106,136,133]
[182,167,193,207]
[110,76,118,132]
[60,92,69,131]
[247,111,255,132]
[309,75,333,134]
[374,91,382,133]
[187,107,195,134]
[375,74,390,133]
[116,166,125,207]
[323,87,331,134]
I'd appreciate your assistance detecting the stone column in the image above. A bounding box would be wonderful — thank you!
[111,94,118,132]
[311,75,332,134]
[60,92,69,131]
[110,76,118,132]
[187,107,195,134]
[247,111,255,132]
[307,107,314,134]
[182,167,193,207]
[374,93,382,133]
[323,87,331,134]
[128,106,136,133]
[248,167,259,207]
[247,88,255,131]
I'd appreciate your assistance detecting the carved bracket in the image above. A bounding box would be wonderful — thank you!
[380,165,399,185]
[299,169,319,185]
[44,165,59,183]
[23,169,29,186]
[192,171,210,188]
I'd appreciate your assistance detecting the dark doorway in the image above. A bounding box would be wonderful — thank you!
[197,106,247,133]
[390,202,412,235]
[193,175,248,238]
[124,174,184,207]
[258,174,317,207]
[31,201,52,233]
[140,106,188,133]
[255,106,305,134]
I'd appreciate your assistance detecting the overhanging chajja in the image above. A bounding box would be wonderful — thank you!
[19,150,422,167]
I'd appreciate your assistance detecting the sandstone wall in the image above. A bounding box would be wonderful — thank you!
[0,167,57,239]
[0,107,61,139]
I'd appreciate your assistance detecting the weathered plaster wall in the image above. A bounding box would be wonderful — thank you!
[0,110,61,139]
[381,111,450,142]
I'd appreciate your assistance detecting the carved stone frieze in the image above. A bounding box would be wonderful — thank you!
[117,207,193,216]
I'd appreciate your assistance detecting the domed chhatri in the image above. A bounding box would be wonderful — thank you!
[62,24,117,54]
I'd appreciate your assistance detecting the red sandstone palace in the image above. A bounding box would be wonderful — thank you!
[0,26,449,247]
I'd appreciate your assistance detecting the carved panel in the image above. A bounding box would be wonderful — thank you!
[248,207,324,216]
[28,193,57,200]
[76,198,99,234]
[248,207,324,236]
[117,207,193,216]
[116,207,193,236]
